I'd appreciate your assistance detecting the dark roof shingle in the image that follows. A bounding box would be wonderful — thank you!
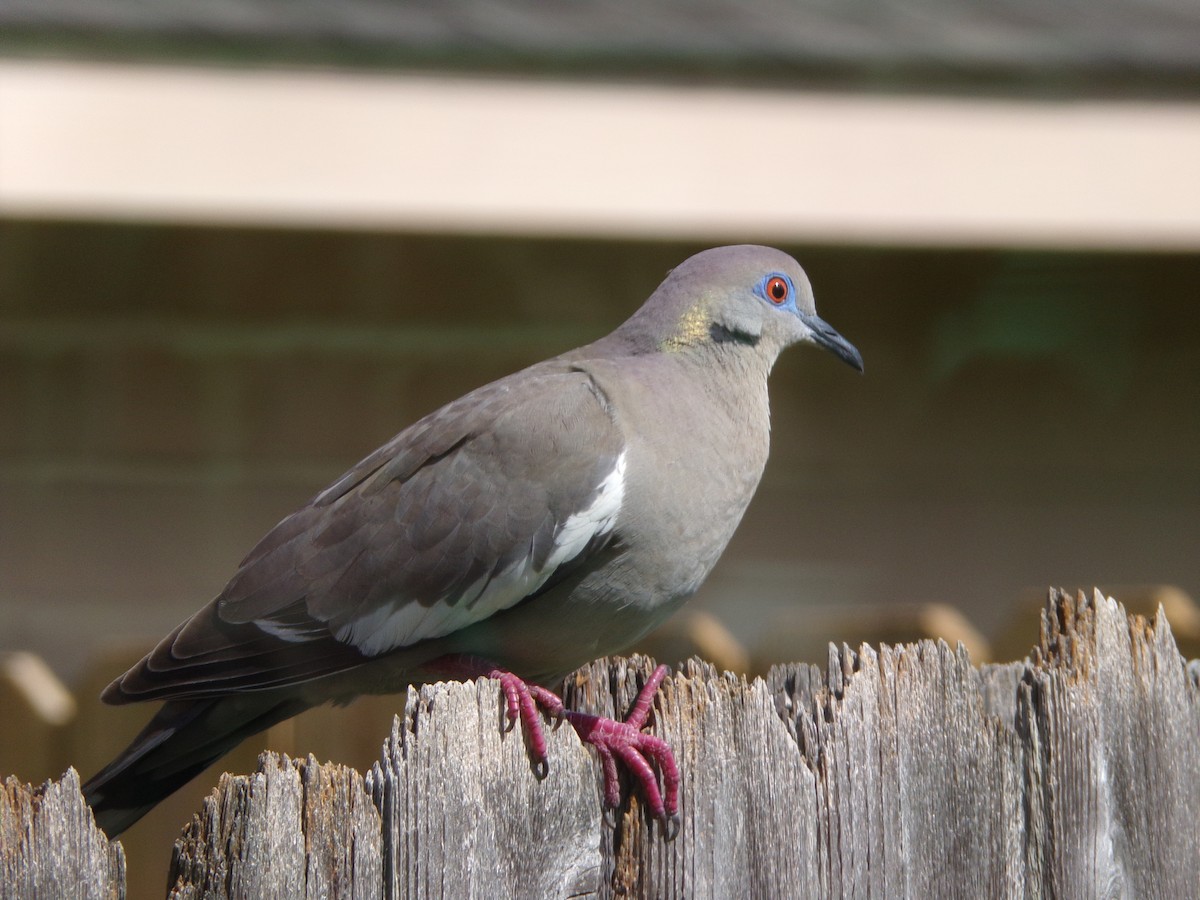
[3,0,1200,97]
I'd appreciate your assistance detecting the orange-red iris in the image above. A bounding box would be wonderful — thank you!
[766,277,789,304]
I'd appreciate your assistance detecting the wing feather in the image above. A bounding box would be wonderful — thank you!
[105,363,625,703]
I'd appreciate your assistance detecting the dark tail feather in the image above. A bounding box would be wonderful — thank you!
[82,693,311,837]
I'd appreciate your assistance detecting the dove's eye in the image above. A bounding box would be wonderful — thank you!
[765,276,789,304]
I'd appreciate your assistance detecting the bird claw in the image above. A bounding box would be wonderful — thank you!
[661,811,681,841]
[565,664,680,837]
[473,661,680,837]
[529,684,566,720]
[489,669,552,776]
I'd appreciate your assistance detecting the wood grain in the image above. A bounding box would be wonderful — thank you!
[4,589,1197,898]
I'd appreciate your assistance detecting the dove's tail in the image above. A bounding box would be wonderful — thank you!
[82,693,311,837]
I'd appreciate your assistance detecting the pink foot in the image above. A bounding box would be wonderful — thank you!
[433,656,680,838]
[557,664,681,838]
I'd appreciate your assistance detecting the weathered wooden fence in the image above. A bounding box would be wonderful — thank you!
[3,588,1199,898]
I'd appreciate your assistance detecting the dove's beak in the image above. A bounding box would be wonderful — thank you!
[801,312,864,372]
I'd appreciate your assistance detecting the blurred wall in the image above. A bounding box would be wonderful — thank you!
[2,219,1198,679]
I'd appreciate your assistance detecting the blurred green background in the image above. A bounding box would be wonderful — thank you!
[3,227,1199,675]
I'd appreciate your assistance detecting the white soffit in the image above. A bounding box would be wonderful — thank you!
[2,60,1199,249]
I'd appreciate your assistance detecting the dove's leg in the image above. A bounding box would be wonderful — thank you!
[536,664,680,837]
[432,657,680,837]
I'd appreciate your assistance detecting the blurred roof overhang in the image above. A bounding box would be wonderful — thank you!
[2,0,1199,249]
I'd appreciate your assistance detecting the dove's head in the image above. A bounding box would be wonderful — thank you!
[623,245,863,372]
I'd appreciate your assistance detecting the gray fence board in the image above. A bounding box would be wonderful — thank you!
[2,589,1196,898]
[1,768,125,900]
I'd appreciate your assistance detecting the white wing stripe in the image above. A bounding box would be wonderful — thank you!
[546,451,627,570]
[328,450,627,657]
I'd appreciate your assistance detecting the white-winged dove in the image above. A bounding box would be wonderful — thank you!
[84,245,862,836]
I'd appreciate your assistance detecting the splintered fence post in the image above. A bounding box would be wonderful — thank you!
[2,589,1198,898]
[0,768,125,900]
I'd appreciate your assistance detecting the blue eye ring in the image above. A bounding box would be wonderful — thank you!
[757,273,794,306]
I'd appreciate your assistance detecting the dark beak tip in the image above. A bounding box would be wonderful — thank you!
[827,337,864,374]
[802,312,862,374]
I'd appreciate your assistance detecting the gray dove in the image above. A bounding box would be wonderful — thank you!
[83,245,863,837]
